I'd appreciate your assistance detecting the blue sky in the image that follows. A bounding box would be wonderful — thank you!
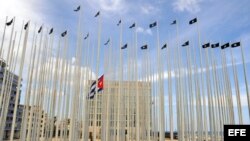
[1,0,250,130]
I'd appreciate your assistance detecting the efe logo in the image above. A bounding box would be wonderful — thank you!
[224,125,250,141]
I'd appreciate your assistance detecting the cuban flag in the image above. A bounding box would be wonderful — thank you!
[87,75,104,99]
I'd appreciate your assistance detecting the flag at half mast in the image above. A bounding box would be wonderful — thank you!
[87,75,104,99]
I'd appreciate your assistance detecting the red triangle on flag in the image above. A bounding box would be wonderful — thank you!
[98,75,104,89]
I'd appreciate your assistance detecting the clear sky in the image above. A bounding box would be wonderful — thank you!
[0,0,250,130]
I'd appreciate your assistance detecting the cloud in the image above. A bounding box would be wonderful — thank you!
[172,0,203,13]
[86,0,128,15]
[0,0,47,24]
[136,26,152,35]
[140,4,159,15]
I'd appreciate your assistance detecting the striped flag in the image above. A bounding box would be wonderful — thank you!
[87,75,104,99]
[87,81,96,99]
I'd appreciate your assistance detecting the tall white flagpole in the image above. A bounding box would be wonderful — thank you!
[93,12,102,141]
[10,21,30,141]
[117,19,124,141]
[0,16,8,56]
[229,47,243,124]
[0,17,15,113]
[239,42,250,119]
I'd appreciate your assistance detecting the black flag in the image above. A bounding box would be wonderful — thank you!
[117,20,121,26]
[38,26,42,33]
[211,43,219,48]
[84,33,89,40]
[202,43,210,48]
[24,22,29,30]
[94,11,100,17]
[49,28,53,34]
[231,42,240,48]
[182,41,189,47]
[141,44,148,50]
[171,20,176,25]
[104,39,110,45]
[189,18,197,24]
[74,6,80,12]
[61,30,67,37]
[121,44,128,49]
[129,23,136,29]
[6,19,13,26]
[149,21,157,28]
[161,44,167,49]
[221,43,230,49]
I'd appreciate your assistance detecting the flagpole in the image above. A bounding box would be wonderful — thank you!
[0,19,15,130]
[204,43,216,140]
[19,27,38,141]
[230,47,243,124]
[37,37,49,140]
[83,35,92,141]
[221,50,235,124]
[186,42,190,140]
[0,30,17,140]
[82,34,90,141]
[0,16,8,57]
[195,19,208,141]
[117,20,123,141]
[187,42,196,141]
[27,29,44,141]
[0,17,15,113]
[239,41,250,119]
[210,48,224,140]
[174,20,182,141]
[10,21,30,141]
[93,12,102,141]
[145,45,151,141]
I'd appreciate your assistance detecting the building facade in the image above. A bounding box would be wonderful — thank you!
[86,81,152,140]
[0,60,22,140]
